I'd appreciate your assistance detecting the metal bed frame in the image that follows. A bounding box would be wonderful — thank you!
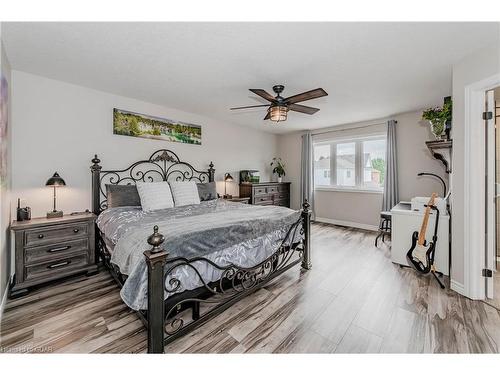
[90,149,311,353]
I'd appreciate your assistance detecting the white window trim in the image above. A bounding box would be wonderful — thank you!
[313,133,386,193]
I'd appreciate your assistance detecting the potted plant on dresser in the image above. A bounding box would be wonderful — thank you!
[271,157,286,183]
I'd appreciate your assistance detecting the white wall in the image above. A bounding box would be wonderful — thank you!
[11,71,278,219]
[451,40,500,288]
[277,110,449,228]
[0,33,12,307]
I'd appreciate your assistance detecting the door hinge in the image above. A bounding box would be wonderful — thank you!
[483,111,493,120]
[482,269,493,277]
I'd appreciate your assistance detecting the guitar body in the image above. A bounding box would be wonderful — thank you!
[406,231,435,274]
[405,193,439,275]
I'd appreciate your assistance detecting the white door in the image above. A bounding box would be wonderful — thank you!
[486,89,496,299]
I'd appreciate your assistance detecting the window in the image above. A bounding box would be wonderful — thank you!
[314,135,386,191]
[336,142,355,187]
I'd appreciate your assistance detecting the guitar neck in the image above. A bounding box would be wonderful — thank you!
[417,193,437,246]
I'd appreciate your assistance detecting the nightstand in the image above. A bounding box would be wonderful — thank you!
[223,197,250,204]
[10,212,98,298]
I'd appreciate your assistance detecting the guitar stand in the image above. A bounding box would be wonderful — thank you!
[431,266,445,289]
[427,205,445,289]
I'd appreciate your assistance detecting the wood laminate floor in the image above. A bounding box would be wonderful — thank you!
[2,223,500,354]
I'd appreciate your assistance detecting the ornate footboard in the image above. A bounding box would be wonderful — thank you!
[143,200,312,353]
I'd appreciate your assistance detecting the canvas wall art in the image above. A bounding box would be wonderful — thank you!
[113,108,202,145]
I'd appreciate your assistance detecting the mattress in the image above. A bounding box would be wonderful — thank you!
[96,199,302,310]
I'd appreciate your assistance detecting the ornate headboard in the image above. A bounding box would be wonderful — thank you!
[91,149,215,214]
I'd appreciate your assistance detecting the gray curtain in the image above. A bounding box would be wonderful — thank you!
[300,131,315,219]
[382,120,398,212]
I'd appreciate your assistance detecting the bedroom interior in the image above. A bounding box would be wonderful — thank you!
[1,4,500,370]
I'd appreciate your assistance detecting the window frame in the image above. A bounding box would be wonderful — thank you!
[313,134,386,193]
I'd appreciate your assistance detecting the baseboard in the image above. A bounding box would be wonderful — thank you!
[314,217,379,232]
[450,279,465,296]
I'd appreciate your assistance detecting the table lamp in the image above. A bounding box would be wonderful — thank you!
[46,172,66,218]
[224,173,233,199]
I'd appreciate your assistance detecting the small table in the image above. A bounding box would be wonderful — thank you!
[223,197,250,204]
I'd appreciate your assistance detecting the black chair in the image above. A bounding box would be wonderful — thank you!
[375,211,392,247]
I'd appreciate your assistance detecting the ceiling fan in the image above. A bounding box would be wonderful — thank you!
[230,85,328,123]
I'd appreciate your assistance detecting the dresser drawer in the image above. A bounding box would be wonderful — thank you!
[253,186,267,196]
[277,184,290,193]
[24,252,90,281]
[254,195,273,205]
[25,222,89,247]
[274,192,289,201]
[24,238,90,265]
[266,186,279,194]
[275,199,289,207]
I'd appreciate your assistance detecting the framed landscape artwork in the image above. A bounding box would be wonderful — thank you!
[113,108,202,145]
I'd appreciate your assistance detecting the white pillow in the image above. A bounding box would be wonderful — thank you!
[169,181,201,207]
[136,181,174,212]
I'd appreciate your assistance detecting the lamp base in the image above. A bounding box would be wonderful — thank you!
[47,210,63,219]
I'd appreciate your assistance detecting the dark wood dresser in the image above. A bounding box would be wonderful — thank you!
[239,182,291,207]
[10,212,98,298]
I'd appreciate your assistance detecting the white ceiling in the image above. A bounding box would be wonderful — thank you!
[2,22,499,134]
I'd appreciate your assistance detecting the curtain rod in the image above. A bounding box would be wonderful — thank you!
[311,119,396,137]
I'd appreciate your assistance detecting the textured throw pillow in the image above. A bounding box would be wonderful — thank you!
[106,184,141,208]
[136,181,174,212]
[170,181,201,207]
[196,182,218,201]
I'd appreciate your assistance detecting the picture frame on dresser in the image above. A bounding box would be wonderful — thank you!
[10,212,98,298]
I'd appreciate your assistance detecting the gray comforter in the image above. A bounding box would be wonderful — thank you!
[97,199,301,310]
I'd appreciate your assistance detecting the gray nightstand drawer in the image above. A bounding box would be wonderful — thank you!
[24,238,89,265]
[25,222,89,246]
[25,252,89,281]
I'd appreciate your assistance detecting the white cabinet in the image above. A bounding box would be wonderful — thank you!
[391,202,450,275]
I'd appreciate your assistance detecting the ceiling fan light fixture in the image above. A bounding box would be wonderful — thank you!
[269,105,288,122]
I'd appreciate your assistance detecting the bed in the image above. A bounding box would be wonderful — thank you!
[90,149,311,353]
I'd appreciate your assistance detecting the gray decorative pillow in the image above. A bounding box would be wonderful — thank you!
[197,182,218,201]
[106,184,141,208]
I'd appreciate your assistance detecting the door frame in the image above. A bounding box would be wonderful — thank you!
[463,73,500,299]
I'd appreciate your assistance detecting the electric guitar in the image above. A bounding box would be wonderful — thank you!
[406,193,438,274]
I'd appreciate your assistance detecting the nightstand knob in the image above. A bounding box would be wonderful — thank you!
[38,234,44,239]
[73,229,79,233]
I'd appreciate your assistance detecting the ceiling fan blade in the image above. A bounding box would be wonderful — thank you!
[264,112,271,120]
[249,89,276,102]
[230,104,270,110]
[284,88,328,104]
[288,103,320,115]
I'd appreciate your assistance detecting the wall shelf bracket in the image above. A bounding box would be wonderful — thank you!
[426,140,452,174]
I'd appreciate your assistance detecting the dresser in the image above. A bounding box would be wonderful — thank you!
[239,182,291,207]
[10,212,98,298]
